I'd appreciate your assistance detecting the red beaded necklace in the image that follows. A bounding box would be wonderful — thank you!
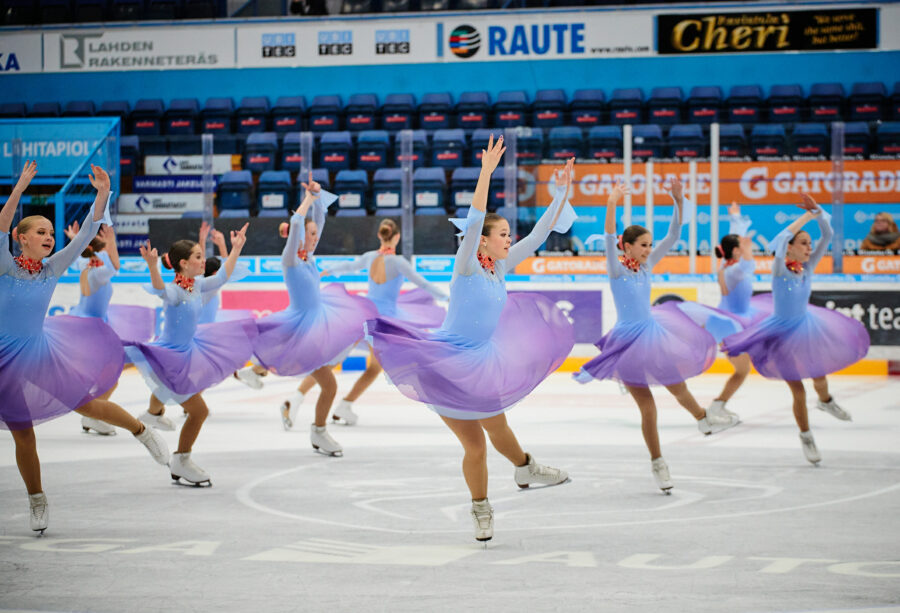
[785,259,803,274]
[297,248,308,262]
[377,246,396,256]
[14,255,42,274]
[618,254,640,272]
[88,257,104,268]
[174,273,195,292]
[476,251,495,274]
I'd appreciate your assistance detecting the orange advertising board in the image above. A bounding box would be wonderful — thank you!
[514,255,900,275]
[533,160,900,206]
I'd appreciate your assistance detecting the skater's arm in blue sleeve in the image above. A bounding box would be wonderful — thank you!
[808,209,833,271]
[47,205,104,277]
[647,197,683,270]
[89,260,117,290]
[199,264,230,295]
[324,253,370,277]
[281,212,304,268]
[0,231,13,276]
[395,257,448,300]
[605,233,625,279]
[453,206,485,277]
[308,199,326,257]
[506,187,575,270]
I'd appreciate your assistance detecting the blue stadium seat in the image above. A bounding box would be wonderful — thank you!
[119,135,140,176]
[609,88,643,125]
[548,126,583,160]
[201,98,234,135]
[98,100,129,123]
[0,103,26,118]
[167,135,200,156]
[588,126,622,160]
[469,129,494,165]
[718,124,746,158]
[516,127,543,165]
[130,99,164,135]
[334,169,370,215]
[281,133,309,172]
[244,132,279,173]
[667,124,704,158]
[164,98,199,135]
[750,124,787,157]
[63,100,95,117]
[28,101,61,117]
[418,92,454,131]
[631,125,663,158]
[767,84,803,124]
[381,93,416,132]
[217,170,254,215]
[146,0,179,19]
[431,129,466,168]
[345,93,378,132]
[110,0,143,21]
[456,91,490,131]
[727,85,763,124]
[356,130,390,171]
[790,123,829,157]
[849,82,887,122]
[393,130,428,168]
[309,95,343,132]
[257,170,293,217]
[74,0,106,22]
[569,89,604,127]
[271,96,305,134]
[892,82,900,121]
[493,90,528,128]
[843,122,870,157]
[450,167,480,212]
[533,89,566,129]
[413,168,448,213]
[236,96,269,134]
[809,83,844,122]
[647,87,682,126]
[319,131,353,171]
[687,86,722,124]
[373,168,403,211]
[876,123,900,156]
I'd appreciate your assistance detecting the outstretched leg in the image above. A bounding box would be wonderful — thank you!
[343,349,382,403]
[716,354,751,404]
[479,413,527,466]
[441,416,488,500]
[626,385,662,459]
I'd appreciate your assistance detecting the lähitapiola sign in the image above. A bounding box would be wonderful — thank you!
[657,8,878,54]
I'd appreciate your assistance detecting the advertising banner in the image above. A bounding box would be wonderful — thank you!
[115,213,181,234]
[43,26,235,72]
[810,291,900,345]
[118,193,206,214]
[0,33,42,75]
[144,154,234,175]
[133,175,217,192]
[0,118,117,178]
[657,7,878,54]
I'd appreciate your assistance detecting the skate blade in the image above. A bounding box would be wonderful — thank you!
[475,536,492,543]
[82,427,117,436]
[705,419,741,436]
[516,477,572,491]
[661,487,673,495]
[171,476,212,487]
[311,445,343,457]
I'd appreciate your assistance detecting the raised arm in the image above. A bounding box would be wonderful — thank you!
[281,212,304,268]
[506,158,575,270]
[46,165,112,276]
[323,252,371,277]
[471,134,506,214]
[98,224,120,270]
[395,257,448,300]
[221,223,249,280]
[647,178,685,270]
[604,182,630,279]
[803,194,832,270]
[212,229,228,258]
[0,160,37,233]
[140,240,165,291]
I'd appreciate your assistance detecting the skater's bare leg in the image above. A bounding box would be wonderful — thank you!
[176,394,209,454]
[786,380,810,431]
[812,376,831,403]
[146,394,165,417]
[664,382,706,420]
[626,385,662,460]
[11,428,42,494]
[344,350,382,403]
[480,413,527,467]
[76,398,143,434]
[716,354,751,403]
[310,367,336,427]
[441,416,488,500]
[299,375,317,396]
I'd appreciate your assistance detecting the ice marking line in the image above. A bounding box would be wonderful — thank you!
[235,463,900,535]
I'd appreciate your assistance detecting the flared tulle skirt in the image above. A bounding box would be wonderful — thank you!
[106,304,157,345]
[0,315,125,430]
[125,318,258,405]
[722,304,870,380]
[676,293,774,344]
[253,284,377,377]
[366,293,574,419]
[392,288,446,329]
[575,302,717,387]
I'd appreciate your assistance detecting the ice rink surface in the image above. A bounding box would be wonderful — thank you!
[2,369,899,613]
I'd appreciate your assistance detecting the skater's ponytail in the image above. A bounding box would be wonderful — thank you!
[164,240,196,273]
[81,236,105,259]
[205,256,221,277]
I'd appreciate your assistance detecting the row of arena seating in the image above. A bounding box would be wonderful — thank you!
[5,83,899,135]
[118,122,900,176]
[212,167,509,218]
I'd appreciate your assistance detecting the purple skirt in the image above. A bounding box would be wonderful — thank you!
[723,304,870,380]
[126,319,258,404]
[214,309,255,323]
[254,284,378,377]
[107,304,156,345]
[576,301,716,387]
[395,289,446,329]
[0,316,125,430]
[366,293,574,417]
[676,294,775,345]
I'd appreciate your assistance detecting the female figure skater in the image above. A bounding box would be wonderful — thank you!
[127,223,256,486]
[287,219,448,426]
[575,179,739,494]
[1,161,169,534]
[366,137,575,542]
[66,223,156,435]
[251,174,377,456]
[196,222,253,325]
[723,194,869,464]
